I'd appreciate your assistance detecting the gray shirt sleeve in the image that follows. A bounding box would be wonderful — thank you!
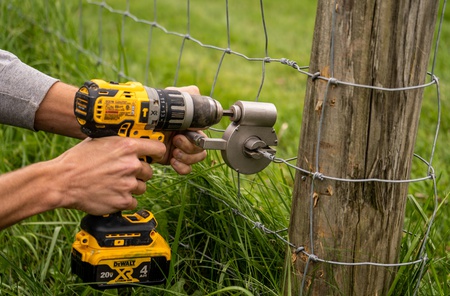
[0,49,59,130]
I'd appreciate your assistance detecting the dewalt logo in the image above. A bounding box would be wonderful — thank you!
[113,260,136,267]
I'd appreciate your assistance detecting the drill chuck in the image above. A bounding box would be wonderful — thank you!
[143,87,223,131]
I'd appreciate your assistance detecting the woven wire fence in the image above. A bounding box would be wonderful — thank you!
[5,0,447,294]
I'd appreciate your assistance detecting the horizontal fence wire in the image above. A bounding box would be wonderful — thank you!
[5,0,446,294]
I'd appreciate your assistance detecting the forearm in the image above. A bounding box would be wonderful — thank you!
[0,162,60,229]
[0,136,171,229]
[0,50,84,138]
[34,81,86,139]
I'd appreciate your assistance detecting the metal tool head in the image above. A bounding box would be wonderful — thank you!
[186,100,278,174]
[221,101,278,174]
[221,124,277,174]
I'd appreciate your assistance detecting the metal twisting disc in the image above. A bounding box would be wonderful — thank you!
[221,124,277,174]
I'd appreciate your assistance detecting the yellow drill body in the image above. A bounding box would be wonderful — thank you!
[74,79,165,141]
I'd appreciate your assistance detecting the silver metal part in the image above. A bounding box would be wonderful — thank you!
[221,124,277,174]
[178,92,194,129]
[143,87,161,130]
[222,101,277,174]
[230,101,277,127]
[184,131,227,150]
[144,87,222,131]
[186,100,278,175]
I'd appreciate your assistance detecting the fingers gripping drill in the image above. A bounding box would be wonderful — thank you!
[74,79,278,173]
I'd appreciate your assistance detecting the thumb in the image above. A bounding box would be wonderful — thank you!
[165,85,200,95]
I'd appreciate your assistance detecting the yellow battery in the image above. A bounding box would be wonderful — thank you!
[71,210,171,289]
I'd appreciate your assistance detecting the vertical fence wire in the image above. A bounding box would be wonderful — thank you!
[209,0,230,99]
[144,0,157,86]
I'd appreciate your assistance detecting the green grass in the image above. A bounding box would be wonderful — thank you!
[1,0,449,295]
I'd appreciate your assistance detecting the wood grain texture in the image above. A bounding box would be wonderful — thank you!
[287,0,439,295]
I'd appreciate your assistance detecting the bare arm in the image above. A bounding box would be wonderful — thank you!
[0,137,166,229]
[34,82,86,139]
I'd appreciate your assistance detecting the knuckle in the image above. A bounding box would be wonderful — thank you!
[130,178,141,191]
[142,165,153,180]
[187,85,200,94]
[152,145,166,162]
[119,195,136,208]
[158,141,167,154]
[130,159,143,171]
[121,159,142,175]
[119,177,139,193]
[199,150,207,160]
[179,166,192,175]
[119,137,138,153]
[171,159,192,175]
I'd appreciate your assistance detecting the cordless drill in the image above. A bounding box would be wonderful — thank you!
[74,79,223,146]
[71,79,278,289]
[71,79,224,289]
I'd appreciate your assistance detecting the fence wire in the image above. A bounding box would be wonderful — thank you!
[5,0,447,294]
[85,1,445,295]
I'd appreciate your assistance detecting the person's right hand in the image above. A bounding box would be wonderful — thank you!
[49,136,166,215]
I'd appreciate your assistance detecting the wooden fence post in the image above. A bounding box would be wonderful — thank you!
[286,0,439,295]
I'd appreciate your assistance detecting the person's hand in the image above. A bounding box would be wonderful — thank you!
[159,130,208,175]
[158,85,208,174]
[50,136,166,215]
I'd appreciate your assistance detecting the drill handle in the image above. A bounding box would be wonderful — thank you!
[140,156,153,163]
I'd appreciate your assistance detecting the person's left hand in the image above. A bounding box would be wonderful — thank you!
[157,85,208,174]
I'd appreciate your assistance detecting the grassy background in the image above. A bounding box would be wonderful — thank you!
[0,0,448,295]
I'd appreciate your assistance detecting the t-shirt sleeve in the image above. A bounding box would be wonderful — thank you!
[0,49,59,130]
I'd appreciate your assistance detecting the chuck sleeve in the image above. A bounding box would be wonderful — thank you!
[0,49,59,130]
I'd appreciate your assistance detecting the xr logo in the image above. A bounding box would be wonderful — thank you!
[114,267,135,282]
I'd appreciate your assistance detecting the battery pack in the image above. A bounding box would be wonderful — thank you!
[71,209,171,289]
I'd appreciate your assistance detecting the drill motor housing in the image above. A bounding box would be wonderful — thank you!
[74,79,223,140]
